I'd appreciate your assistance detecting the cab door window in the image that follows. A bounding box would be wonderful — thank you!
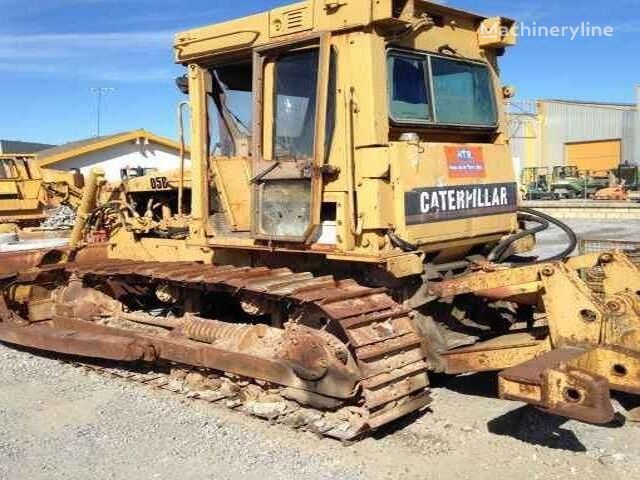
[273,48,319,166]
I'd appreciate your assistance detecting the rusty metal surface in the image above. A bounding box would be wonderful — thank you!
[0,250,54,274]
[499,347,616,424]
[68,260,432,431]
[443,332,551,374]
[499,347,585,384]
[543,367,614,425]
[0,319,155,362]
[428,264,543,299]
[59,359,364,439]
[0,259,432,438]
[0,243,107,276]
[3,249,637,433]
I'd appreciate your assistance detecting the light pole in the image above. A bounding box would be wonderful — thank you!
[90,87,115,137]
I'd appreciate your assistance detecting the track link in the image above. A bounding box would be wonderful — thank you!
[61,358,368,440]
[63,260,432,437]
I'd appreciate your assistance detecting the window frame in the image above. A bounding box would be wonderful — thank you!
[387,48,499,130]
[271,47,321,163]
[250,32,332,243]
[387,51,434,124]
[207,61,254,158]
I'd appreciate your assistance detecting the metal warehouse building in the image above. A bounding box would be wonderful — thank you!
[509,86,639,175]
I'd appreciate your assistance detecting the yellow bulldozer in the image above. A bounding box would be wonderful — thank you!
[92,166,192,242]
[0,153,84,228]
[0,0,639,440]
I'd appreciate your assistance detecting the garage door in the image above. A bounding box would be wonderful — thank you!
[565,139,621,172]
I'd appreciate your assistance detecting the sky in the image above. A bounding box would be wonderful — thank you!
[0,0,638,145]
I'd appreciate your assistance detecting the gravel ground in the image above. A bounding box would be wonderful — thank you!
[1,344,639,480]
[1,218,640,480]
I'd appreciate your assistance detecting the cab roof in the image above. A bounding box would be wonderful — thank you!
[174,0,513,63]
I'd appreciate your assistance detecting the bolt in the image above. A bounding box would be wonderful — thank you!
[580,309,598,323]
[605,300,624,314]
[541,266,555,277]
[599,253,614,264]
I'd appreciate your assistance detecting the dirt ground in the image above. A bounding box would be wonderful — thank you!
[1,219,640,480]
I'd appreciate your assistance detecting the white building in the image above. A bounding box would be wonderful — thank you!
[36,129,190,181]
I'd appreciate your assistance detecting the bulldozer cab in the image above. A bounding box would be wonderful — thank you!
[171,0,519,271]
[120,166,159,181]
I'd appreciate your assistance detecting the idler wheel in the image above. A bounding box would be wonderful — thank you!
[278,324,335,381]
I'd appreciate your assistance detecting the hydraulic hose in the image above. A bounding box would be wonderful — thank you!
[388,231,418,253]
[488,211,549,263]
[520,207,578,262]
[489,207,578,263]
[389,208,578,264]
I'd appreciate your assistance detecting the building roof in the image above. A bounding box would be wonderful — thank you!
[0,139,55,154]
[36,129,187,167]
[541,99,636,110]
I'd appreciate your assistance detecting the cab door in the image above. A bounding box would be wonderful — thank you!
[251,34,331,242]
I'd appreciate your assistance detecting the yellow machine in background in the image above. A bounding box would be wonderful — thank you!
[1,0,639,439]
[92,167,193,240]
[0,154,84,227]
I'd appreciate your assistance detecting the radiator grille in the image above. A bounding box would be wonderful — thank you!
[270,5,313,37]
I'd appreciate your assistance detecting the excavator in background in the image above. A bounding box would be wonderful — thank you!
[0,154,84,229]
[0,0,639,440]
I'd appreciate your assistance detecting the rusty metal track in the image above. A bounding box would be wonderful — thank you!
[59,359,366,440]
[64,260,432,436]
